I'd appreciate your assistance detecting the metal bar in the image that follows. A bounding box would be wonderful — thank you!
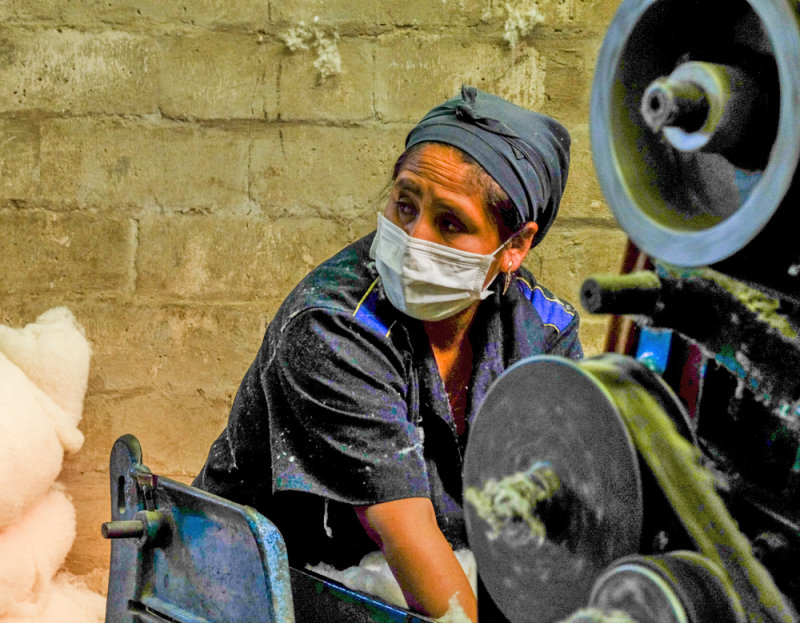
[129,597,212,623]
[290,568,436,623]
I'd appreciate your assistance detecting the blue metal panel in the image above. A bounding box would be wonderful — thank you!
[635,327,673,375]
[103,435,439,623]
[104,435,295,623]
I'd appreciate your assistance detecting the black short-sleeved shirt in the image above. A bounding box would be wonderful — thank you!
[194,232,583,568]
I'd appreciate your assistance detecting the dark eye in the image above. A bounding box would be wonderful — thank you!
[395,200,416,220]
[440,215,466,235]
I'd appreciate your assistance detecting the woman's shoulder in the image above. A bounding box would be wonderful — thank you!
[274,232,398,338]
[511,268,579,333]
[287,233,375,306]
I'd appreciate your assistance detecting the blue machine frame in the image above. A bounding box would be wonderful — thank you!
[103,434,435,623]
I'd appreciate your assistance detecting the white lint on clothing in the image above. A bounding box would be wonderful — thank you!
[397,441,421,457]
[0,308,104,622]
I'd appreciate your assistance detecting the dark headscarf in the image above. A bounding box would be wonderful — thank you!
[405,85,570,246]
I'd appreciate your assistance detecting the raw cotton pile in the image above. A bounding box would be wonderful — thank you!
[0,307,105,622]
[308,548,477,622]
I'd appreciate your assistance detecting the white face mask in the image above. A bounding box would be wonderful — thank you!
[369,213,508,321]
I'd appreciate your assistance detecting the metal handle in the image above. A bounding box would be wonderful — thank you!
[101,511,168,548]
[102,519,145,539]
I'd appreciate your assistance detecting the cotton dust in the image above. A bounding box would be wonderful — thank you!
[464,464,559,546]
[280,22,342,82]
[0,308,104,622]
[484,1,545,48]
[308,548,477,613]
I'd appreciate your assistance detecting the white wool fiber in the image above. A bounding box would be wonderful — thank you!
[0,353,64,529]
[279,23,342,82]
[0,488,76,617]
[311,31,341,81]
[341,550,408,608]
[481,1,545,48]
[0,308,101,621]
[435,593,473,623]
[0,307,91,428]
[453,549,477,596]
[1,572,104,623]
[279,23,313,51]
[307,548,477,612]
[503,1,545,48]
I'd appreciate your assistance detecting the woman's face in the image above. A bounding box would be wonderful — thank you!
[384,143,504,255]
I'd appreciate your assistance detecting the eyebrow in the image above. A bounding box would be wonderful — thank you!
[393,177,422,197]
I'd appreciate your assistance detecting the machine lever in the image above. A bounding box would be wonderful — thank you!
[101,510,169,548]
[101,519,145,539]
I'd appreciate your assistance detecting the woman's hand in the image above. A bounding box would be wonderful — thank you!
[355,497,477,622]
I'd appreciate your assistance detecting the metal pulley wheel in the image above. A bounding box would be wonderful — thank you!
[590,0,800,298]
[463,354,695,623]
[589,551,745,623]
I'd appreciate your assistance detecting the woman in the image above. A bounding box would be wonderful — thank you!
[194,85,583,621]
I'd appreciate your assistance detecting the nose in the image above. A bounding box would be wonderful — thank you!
[405,211,438,244]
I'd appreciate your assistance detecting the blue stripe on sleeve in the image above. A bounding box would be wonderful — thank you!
[516,278,574,333]
[352,279,392,337]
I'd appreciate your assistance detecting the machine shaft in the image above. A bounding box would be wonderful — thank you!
[102,519,145,539]
[641,77,709,134]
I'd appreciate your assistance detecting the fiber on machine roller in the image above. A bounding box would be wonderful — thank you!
[581,266,800,421]
[582,358,794,623]
[587,550,745,623]
[464,462,560,546]
[583,2,800,617]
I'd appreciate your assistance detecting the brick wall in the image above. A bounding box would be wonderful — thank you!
[0,0,625,583]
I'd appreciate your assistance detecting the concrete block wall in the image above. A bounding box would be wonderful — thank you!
[0,0,626,586]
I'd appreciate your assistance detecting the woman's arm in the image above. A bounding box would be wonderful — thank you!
[355,497,477,622]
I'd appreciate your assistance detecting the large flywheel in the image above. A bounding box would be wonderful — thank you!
[464,354,665,623]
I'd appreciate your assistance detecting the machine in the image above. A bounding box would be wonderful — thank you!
[101,433,436,622]
[103,0,800,620]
